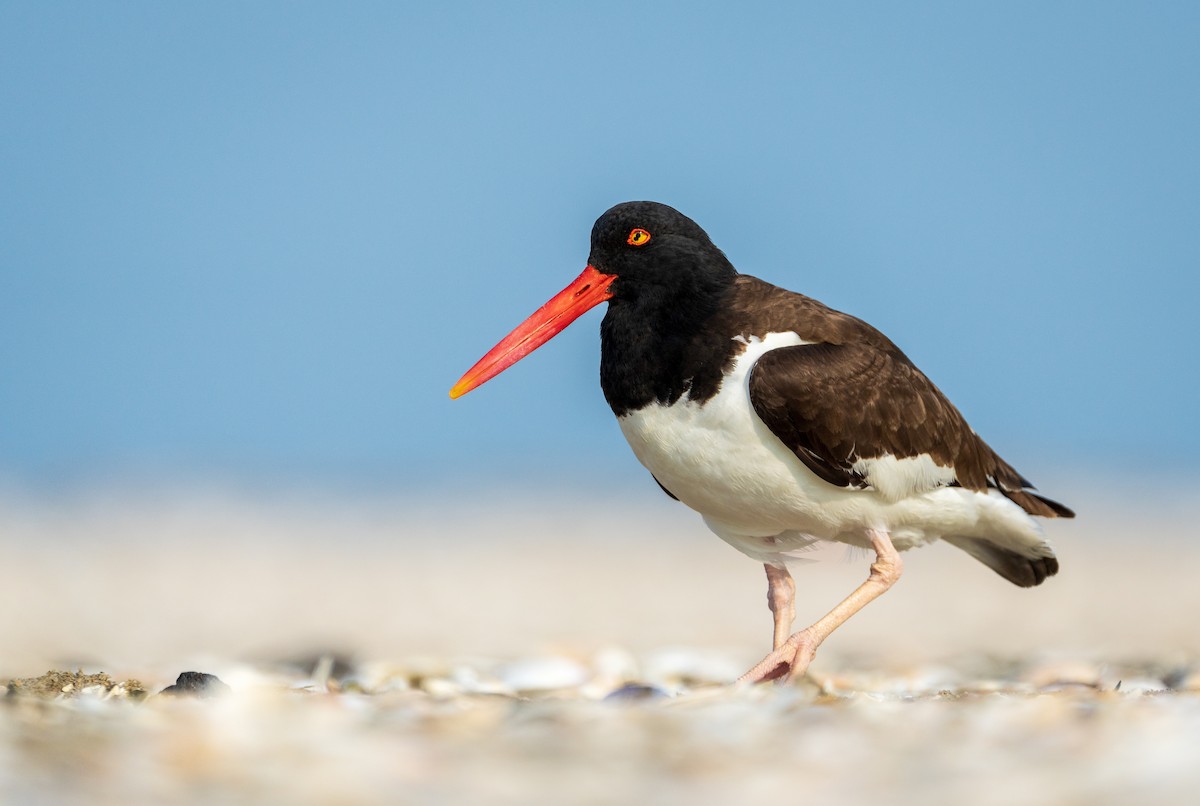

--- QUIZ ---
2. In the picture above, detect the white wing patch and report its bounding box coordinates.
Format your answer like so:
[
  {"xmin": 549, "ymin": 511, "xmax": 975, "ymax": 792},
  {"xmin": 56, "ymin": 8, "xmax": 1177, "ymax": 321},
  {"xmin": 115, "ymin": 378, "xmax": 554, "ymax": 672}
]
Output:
[{"xmin": 851, "ymin": 453, "xmax": 960, "ymax": 502}]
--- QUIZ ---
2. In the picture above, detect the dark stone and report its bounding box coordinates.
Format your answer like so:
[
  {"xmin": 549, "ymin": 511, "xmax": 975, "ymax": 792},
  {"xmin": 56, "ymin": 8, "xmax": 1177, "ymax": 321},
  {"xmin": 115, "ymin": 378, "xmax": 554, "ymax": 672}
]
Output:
[
  {"xmin": 160, "ymin": 671, "xmax": 231, "ymax": 698},
  {"xmin": 603, "ymin": 684, "xmax": 669, "ymax": 702}
]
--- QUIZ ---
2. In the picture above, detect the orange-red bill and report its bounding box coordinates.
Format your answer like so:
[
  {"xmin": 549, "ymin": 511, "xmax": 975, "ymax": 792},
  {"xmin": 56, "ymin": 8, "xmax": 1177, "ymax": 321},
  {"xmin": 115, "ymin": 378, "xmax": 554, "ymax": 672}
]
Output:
[{"xmin": 449, "ymin": 265, "xmax": 615, "ymax": 399}]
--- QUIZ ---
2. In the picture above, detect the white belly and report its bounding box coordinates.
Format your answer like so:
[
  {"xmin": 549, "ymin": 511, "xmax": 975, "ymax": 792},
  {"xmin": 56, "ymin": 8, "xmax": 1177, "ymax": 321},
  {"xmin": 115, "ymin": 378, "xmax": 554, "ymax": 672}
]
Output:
[{"xmin": 617, "ymin": 332, "xmax": 1048, "ymax": 565}]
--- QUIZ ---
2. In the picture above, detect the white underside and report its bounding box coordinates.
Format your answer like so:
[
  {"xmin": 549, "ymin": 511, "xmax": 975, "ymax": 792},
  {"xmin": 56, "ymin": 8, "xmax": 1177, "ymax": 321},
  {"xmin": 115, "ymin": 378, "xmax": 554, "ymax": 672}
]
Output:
[{"xmin": 618, "ymin": 332, "xmax": 1054, "ymax": 567}]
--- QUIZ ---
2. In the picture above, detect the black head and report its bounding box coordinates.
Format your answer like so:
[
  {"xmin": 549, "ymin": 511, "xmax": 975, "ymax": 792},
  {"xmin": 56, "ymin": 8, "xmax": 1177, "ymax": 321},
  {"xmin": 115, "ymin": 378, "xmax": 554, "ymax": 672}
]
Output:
[
  {"xmin": 449, "ymin": 201, "xmax": 736, "ymax": 403},
  {"xmin": 588, "ymin": 201, "xmax": 737, "ymax": 304}
]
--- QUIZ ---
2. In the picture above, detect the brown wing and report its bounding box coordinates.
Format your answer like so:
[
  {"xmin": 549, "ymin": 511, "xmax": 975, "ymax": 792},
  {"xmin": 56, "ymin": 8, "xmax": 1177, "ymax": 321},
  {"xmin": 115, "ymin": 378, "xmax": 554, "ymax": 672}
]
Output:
[{"xmin": 747, "ymin": 342, "xmax": 1073, "ymax": 518}]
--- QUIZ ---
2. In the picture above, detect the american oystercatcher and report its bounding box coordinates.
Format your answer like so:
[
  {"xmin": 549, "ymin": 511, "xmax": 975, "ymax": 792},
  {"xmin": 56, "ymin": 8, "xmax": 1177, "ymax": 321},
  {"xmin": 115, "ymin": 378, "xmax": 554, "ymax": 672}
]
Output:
[{"xmin": 450, "ymin": 201, "xmax": 1074, "ymax": 683}]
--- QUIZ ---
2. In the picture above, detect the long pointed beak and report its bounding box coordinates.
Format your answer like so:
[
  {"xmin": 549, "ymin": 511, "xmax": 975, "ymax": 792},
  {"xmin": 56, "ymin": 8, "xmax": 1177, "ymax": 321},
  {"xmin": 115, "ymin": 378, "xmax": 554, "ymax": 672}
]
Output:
[{"xmin": 449, "ymin": 265, "xmax": 615, "ymax": 399}]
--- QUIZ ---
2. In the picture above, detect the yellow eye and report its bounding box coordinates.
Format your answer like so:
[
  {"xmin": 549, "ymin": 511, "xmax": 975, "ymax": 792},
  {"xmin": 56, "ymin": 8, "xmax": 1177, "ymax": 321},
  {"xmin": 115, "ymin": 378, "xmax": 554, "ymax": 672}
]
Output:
[{"xmin": 627, "ymin": 228, "xmax": 651, "ymax": 246}]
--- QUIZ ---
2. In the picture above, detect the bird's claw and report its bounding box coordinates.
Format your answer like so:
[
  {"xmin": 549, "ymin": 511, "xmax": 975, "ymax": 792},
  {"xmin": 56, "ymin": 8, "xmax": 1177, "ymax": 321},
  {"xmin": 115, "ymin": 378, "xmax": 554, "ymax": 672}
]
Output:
[{"xmin": 738, "ymin": 629, "xmax": 819, "ymax": 685}]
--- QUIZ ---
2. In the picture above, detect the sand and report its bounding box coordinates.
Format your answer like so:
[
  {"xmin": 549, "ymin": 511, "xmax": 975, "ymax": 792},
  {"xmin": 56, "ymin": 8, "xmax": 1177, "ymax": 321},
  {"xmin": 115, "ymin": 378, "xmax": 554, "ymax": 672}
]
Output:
[{"xmin": 2, "ymin": 482, "xmax": 1198, "ymax": 804}]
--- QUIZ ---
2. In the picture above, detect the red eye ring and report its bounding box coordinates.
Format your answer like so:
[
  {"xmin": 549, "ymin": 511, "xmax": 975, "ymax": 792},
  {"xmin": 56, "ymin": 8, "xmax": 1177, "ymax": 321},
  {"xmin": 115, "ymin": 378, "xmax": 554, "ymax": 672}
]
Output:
[{"xmin": 627, "ymin": 228, "xmax": 651, "ymax": 246}]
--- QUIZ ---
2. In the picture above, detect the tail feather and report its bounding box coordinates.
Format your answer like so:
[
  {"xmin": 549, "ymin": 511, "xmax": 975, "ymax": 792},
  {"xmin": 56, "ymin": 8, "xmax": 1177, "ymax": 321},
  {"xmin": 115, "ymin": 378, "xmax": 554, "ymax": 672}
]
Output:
[
  {"xmin": 980, "ymin": 443, "xmax": 1074, "ymax": 519},
  {"xmin": 943, "ymin": 536, "xmax": 1060, "ymax": 588},
  {"xmin": 1002, "ymin": 489, "xmax": 1075, "ymax": 519}
]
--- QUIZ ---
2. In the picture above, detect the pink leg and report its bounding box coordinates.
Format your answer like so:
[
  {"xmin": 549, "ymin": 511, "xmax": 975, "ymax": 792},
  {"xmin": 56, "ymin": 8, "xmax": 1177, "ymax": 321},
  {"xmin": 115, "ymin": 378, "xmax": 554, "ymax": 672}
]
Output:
[
  {"xmin": 765, "ymin": 563, "xmax": 795, "ymax": 651},
  {"xmin": 739, "ymin": 529, "xmax": 903, "ymax": 685}
]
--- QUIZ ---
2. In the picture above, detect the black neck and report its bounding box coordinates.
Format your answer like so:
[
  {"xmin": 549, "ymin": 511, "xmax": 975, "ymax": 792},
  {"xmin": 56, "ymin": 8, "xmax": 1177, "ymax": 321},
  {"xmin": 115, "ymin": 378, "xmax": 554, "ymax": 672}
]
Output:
[{"xmin": 599, "ymin": 278, "xmax": 738, "ymax": 417}]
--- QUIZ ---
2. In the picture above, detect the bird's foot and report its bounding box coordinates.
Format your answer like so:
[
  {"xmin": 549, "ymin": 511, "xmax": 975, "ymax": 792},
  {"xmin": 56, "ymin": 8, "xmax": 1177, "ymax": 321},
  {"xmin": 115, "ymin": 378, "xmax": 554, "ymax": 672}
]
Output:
[{"xmin": 737, "ymin": 627, "xmax": 820, "ymax": 684}]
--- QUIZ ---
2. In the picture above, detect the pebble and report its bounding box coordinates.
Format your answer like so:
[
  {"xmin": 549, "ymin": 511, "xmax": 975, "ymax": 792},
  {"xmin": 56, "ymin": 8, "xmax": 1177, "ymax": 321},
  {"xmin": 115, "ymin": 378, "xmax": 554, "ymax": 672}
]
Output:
[
  {"xmin": 495, "ymin": 656, "xmax": 590, "ymax": 694},
  {"xmin": 1163, "ymin": 667, "xmax": 1200, "ymax": 691},
  {"xmin": 641, "ymin": 647, "xmax": 743, "ymax": 688},
  {"xmin": 159, "ymin": 671, "xmax": 231, "ymax": 698},
  {"xmin": 1023, "ymin": 660, "xmax": 1106, "ymax": 690},
  {"xmin": 603, "ymin": 684, "xmax": 670, "ymax": 702}
]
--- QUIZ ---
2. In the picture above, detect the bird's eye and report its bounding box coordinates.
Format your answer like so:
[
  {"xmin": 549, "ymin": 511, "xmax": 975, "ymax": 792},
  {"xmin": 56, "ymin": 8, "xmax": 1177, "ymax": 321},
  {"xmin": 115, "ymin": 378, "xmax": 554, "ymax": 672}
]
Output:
[{"xmin": 626, "ymin": 228, "xmax": 652, "ymax": 247}]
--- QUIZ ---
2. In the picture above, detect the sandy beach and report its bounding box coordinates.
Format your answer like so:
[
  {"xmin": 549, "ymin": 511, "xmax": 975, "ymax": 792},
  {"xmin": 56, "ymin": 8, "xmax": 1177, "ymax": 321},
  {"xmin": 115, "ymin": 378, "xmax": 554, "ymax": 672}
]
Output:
[{"xmin": 2, "ymin": 480, "xmax": 1199, "ymax": 804}]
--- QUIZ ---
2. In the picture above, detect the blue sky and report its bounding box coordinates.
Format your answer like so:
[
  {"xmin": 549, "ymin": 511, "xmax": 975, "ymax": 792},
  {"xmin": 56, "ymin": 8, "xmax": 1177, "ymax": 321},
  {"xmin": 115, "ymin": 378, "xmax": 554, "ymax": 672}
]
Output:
[{"xmin": 1, "ymin": 2, "xmax": 1197, "ymax": 491}]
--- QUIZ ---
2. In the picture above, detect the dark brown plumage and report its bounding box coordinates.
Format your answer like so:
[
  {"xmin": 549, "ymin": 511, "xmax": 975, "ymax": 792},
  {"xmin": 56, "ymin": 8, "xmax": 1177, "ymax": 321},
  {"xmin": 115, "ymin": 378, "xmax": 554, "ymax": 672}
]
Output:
[{"xmin": 734, "ymin": 277, "xmax": 1073, "ymax": 519}]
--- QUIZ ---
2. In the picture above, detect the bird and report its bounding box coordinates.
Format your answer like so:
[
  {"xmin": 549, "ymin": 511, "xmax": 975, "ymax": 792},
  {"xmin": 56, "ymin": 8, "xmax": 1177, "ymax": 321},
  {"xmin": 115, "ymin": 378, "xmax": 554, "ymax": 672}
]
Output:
[{"xmin": 450, "ymin": 200, "xmax": 1073, "ymax": 684}]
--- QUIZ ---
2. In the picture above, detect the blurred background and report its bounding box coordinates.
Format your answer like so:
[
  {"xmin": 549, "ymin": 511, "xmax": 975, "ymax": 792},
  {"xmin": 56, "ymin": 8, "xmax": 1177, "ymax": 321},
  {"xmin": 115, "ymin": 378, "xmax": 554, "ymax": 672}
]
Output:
[{"xmin": 1, "ymin": 2, "xmax": 1198, "ymax": 673}]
